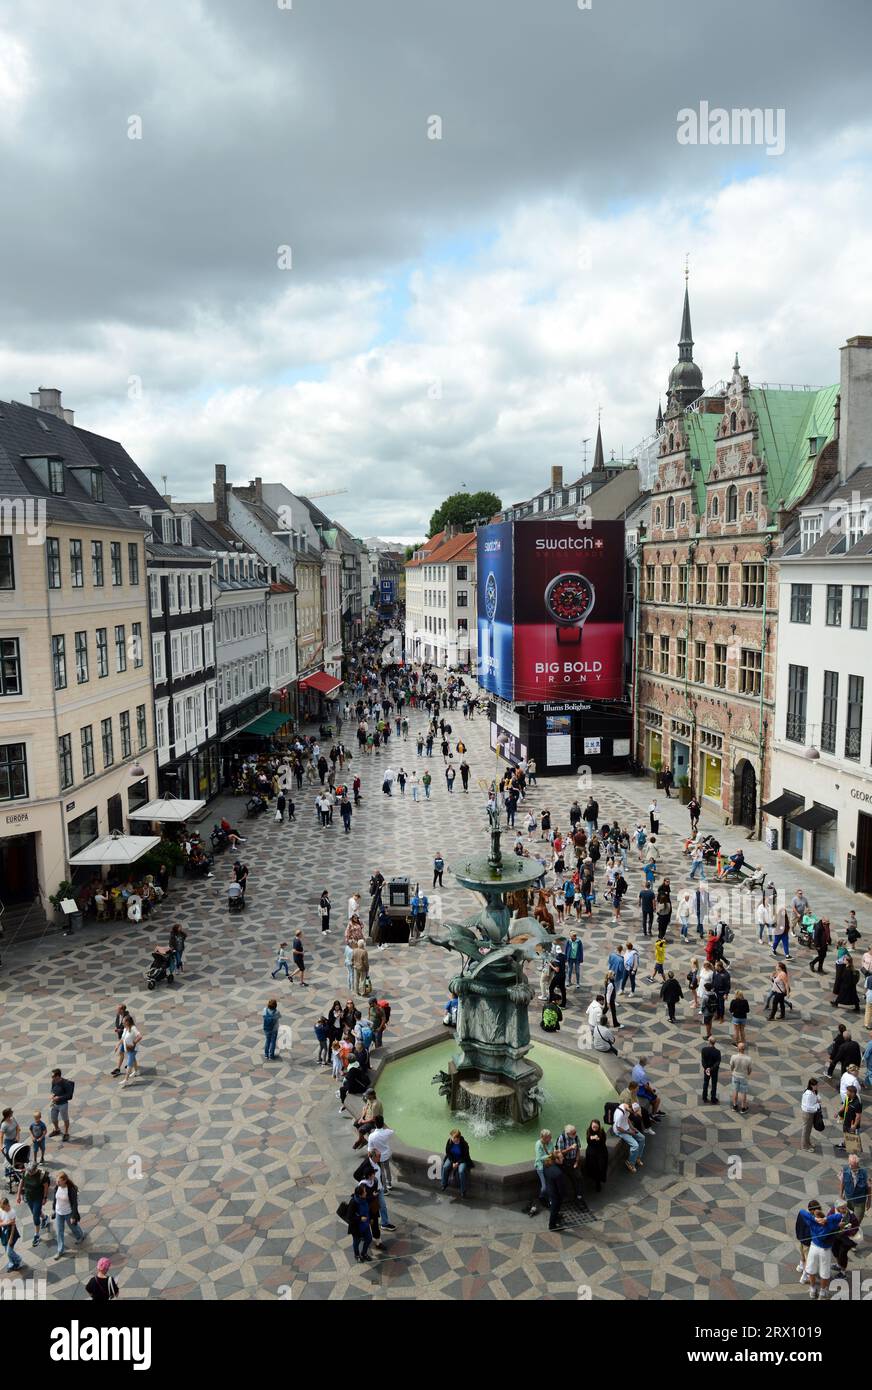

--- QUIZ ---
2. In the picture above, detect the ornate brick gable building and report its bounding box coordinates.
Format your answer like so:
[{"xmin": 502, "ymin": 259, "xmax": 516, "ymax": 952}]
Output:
[{"xmin": 634, "ymin": 285, "xmax": 838, "ymax": 833}]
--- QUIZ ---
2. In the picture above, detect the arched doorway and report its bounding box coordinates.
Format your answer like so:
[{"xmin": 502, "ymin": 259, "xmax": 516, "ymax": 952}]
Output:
[{"xmin": 734, "ymin": 760, "xmax": 757, "ymax": 830}]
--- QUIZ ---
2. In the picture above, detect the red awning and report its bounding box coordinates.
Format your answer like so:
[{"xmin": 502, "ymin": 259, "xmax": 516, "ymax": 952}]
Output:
[{"xmin": 299, "ymin": 670, "xmax": 343, "ymax": 694}]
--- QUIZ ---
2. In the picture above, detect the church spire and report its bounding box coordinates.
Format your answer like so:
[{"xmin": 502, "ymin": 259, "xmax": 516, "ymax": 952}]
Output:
[
  {"xmin": 592, "ymin": 406, "xmax": 604, "ymax": 471},
  {"xmin": 656, "ymin": 399, "xmax": 663, "ymax": 432},
  {"xmin": 666, "ymin": 260, "xmax": 703, "ymax": 413}
]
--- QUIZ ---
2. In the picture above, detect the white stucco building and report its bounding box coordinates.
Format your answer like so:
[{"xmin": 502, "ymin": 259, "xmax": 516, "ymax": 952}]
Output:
[{"xmin": 405, "ymin": 529, "xmax": 476, "ymax": 669}]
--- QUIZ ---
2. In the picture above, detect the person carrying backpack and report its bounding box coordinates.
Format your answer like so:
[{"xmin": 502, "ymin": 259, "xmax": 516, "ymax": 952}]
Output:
[{"xmin": 541, "ymin": 1002, "xmax": 563, "ymax": 1033}]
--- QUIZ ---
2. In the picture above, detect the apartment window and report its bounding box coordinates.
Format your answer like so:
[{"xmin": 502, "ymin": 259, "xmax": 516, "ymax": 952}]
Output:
[
  {"xmin": 119, "ymin": 710, "xmax": 132, "ymax": 759},
  {"xmin": 101, "ymin": 717, "xmax": 114, "ymax": 768},
  {"xmin": 694, "ymin": 641, "xmax": 706, "ymax": 683},
  {"xmin": 645, "ymin": 565, "xmax": 655, "ymax": 601},
  {"xmin": 786, "ymin": 664, "xmax": 808, "ymax": 743},
  {"xmin": 0, "ymin": 537, "xmax": 13, "ymax": 590},
  {"xmin": 136, "ymin": 704, "xmax": 148, "ymax": 750},
  {"xmin": 69, "ymin": 540, "xmax": 83, "ymax": 588},
  {"xmin": 821, "ymin": 671, "xmax": 838, "ymax": 754},
  {"xmin": 713, "ymin": 643, "xmax": 727, "ymax": 688},
  {"xmin": 155, "ymin": 704, "xmax": 166, "ymax": 749},
  {"xmin": 741, "ymin": 563, "xmax": 764, "ymax": 608},
  {"xmin": 695, "ymin": 565, "xmax": 708, "ymax": 605},
  {"xmin": 96, "ymin": 628, "xmax": 109, "ymax": 678},
  {"xmin": 850, "ymin": 585, "xmax": 869, "ymax": 630},
  {"xmin": 801, "ymin": 515, "xmax": 822, "ymax": 552},
  {"xmin": 171, "ymin": 635, "xmax": 180, "ymax": 676},
  {"xmin": 457, "ymin": 618, "xmax": 468, "ymax": 632},
  {"xmin": 849, "ymin": 511, "xmax": 867, "ymax": 548},
  {"xmin": 790, "ymin": 583, "xmax": 812, "ymax": 624},
  {"xmin": 115, "ymin": 624, "xmax": 127, "ymax": 672},
  {"xmin": 846, "ymin": 675, "xmax": 864, "ymax": 760},
  {"xmin": 739, "ymin": 648, "xmax": 762, "ymax": 696},
  {"xmin": 659, "ymin": 634, "xmax": 670, "ymax": 674},
  {"xmin": 715, "ymin": 565, "xmax": 729, "ymax": 606},
  {"xmin": 0, "ymin": 743, "xmax": 27, "ymax": 801},
  {"xmin": 826, "ymin": 585, "xmax": 842, "ymax": 626},
  {"xmin": 456, "ymin": 591, "xmax": 468, "ymax": 607},
  {"xmin": 457, "ymin": 566, "xmax": 468, "ymax": 581},
  {"xmin": 676, "ymin": 636, "xmax": 687, "ymax": 678},
  {"xmin": 131, "ymin": 622, "xmax": 144, "ymax": 668},
  {"xmin": 149, "ymin": 573, "xmax": 162, "ymax": 615},
  {"xmin": 80, "ymin": 725, "xmax": 95, "ymax": 778},
  {"xmin": 677, "ymin": 565, "xmax": 688, "ymax": 603},
  {"xmin": 128, "ymin": 543, "xmax": 140, "ymax": 585},
  {"xmin": 726, "ymin": 485, "xmax": 738, "ymax": 522},
  {"xmin": 58, "ymin": 734, "xmax": 73, "ymax": 790},
  {"xmin": 46, "ymin": 538, "xmax": 61, "ymax": 589},
  {"xmin": 90, "ymin": 540, "xmax": 104, "ymax": 587},
  {"xmin": 110, "ymin": 542, "xmax": 122, "ymax": 586},
  {"xmin": 661, "ymin": 565, "xmax": 671, "ymax": 602},
  {"xmin": 642, "ymin": 633, "xmax": 654, "ymax": 670},
  {"xmin": 74, "ymin": 631, "xmax": 88, "ymax": 684},
  {"xmin": 52, "ymin": 634, "xmax": 67, "ymax": 690}
]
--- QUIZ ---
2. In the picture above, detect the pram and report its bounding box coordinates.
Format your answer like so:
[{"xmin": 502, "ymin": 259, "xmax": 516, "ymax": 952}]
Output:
[
  {"xmin": 228, "ymin": 884, "xmax": 245, "ymax": 913},
  {"xmin": 4, "ymin": 1141, "xmax": 30, "ymax": 1194},
  {"xmin": 147, "ymin": 945, "xmax": 175, "ymax": 990},
  {"xmin": 245, "ymin": 795, "xmax": 268, "ymax": 818}
]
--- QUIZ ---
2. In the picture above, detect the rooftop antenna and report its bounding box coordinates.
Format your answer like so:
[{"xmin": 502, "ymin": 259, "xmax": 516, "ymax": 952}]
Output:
[
  {"xmin": 685, "ymin": 251, "xmax": 689, "ymax": 283},
  {"xmin": 161, "ymin": 474, "xmax": 168, "ymax": 494},
  {"xmin": 581, "ymin": 437, "xmax": 591, "ymax": 470}
]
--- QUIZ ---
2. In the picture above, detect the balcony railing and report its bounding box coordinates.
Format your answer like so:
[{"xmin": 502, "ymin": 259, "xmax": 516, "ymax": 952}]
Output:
[{"xmin": 785, "ymin": 714, "xmax": 807, "ymax": 743}]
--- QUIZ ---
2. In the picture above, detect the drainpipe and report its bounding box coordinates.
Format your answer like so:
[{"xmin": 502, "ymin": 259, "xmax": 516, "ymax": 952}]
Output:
[{"xmin": 755, "ymin": 540, "xmax": 772, "ymax": 841}]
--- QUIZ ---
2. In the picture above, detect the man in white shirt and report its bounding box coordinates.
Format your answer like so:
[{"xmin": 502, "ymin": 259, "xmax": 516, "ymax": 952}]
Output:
[
  {"xmin": 586, "ymin": 995, "xmax": 604, "ymax": 1030},
  {"xmin": 367, "ymin": 1122, "xmax": 396, "ymax": 1190},
  {"xmin": 613, "ymin": 1102, "xmax": 646, "ymax": 1172},
  {"xmin": 801, "ymin": 1081, "xmax": 822, "ymax": 1150},
  {"xmin": 348, "ymin": 892, "xmax": 361, "ymax": 923},
  {"xmin": 840, "ymin": 1065, "xmax": 862, "ymax": 1101}
]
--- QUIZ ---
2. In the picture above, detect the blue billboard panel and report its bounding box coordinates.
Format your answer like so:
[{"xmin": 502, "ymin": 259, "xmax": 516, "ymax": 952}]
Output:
[{"xmin": 476, "ymin": 522, "xmax": 514, "ymax": 699}]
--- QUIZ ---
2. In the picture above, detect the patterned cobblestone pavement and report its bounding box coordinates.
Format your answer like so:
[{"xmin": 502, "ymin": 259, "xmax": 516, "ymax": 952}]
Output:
[{"xmin": 1, "ymin": 700, "xmax": 868, "ymax": 1300}]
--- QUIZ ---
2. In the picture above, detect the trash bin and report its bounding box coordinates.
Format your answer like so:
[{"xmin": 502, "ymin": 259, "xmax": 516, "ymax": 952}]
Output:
[
  {"xmin": 765, "ymin": 826, "xmax": 778, "ymax": 852},
  {"xmin": 388, "ymin": 876, "xmax": 410, "ymax": 907}
]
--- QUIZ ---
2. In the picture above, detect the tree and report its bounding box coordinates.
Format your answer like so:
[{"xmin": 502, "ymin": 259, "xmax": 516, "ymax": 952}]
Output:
[
  {"xmin": 428, "ymin": 490, "xmax": 502, "ymax": 538},
  {"xmin": 404, "ymin": 542, "xmax": 423, "ymax": 561}
]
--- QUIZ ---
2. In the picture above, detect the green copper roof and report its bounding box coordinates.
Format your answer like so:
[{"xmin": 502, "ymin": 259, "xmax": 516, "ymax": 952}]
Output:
[{"xmin": 683, "ymin": 384, "xmax": 838, "ymax": 516}]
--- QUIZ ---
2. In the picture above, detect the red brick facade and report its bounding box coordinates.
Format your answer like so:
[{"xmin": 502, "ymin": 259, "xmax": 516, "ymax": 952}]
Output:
[{"xmin": 635, "ymin": 362, "xmax": 776, "ymax": 832}]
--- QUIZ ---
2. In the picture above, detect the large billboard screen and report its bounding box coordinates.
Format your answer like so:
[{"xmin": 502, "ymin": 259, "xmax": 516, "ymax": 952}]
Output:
[
  {"xmin": 476, "ymin": 521, "xmax": 514, "ymax": 700},
  {"xmin": 512, "ymin": 520, "xmax": 625, "ymax": 702}
]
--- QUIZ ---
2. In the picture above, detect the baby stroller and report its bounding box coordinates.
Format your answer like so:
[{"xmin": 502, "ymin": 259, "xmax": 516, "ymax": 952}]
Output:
[
  {"xmin": 228, "ymin": 883, "xmax": 245, "ymax": 913},
  {"xmin": 4, "ymin": 1141, "xmax": 30, "ymax": 1194},
  {"xmin": 245, "ymin": 795, "xmax": 268, "ymax": 818},
  {"xmin": 147, "ymin": 945, "xmax": 175, "ymax": 990}
]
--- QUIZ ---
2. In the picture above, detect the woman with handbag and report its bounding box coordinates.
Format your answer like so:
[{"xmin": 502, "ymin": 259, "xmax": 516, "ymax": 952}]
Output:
[
  {"xmin": 0, "ymin": 1197, "xmax": 24, "ymax": 1272},
  {"xmin": 801, "ymin": 1078, "xmax": 824, "ymax": 1151},
  {"xmin": 344, "ymin": 1184, "xmax": 373, "ymax": 1263}
]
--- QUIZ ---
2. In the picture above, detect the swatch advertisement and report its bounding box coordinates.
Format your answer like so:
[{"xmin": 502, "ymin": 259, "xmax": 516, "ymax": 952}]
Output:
[
  {"xmin": 512, "ymin": 520, "xmax": 625, "ymax": 701},
  {"xmin": 476, "ymin": 521, "xmax": 514, "ymax": 700}
]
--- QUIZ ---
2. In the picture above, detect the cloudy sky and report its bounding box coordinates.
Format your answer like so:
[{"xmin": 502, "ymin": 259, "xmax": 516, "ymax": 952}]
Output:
[{"xmin": 2, "ymin": 0, "xmax": 872, "ymax": 540}]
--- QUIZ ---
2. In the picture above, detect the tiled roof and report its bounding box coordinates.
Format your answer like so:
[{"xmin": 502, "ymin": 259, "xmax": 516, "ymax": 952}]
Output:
[{"xmin": 408, "ymin": 530, "xmax": 475, "ymax": 567}]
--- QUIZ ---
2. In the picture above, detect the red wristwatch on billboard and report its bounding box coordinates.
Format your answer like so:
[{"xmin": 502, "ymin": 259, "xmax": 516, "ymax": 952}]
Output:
[{"xmin": 543, "ymin": 572, "xmax": 596, "ymax": 645}]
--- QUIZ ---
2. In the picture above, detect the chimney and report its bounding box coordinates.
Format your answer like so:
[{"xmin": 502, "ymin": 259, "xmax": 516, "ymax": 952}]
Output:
[
  {"xmin": 31, "ymin": 386, "xmax": 74, "ymax": 424},
  {"xmin": 247, "ymin": 477, "xmax": 263, "ymax": 503},
  {"xmin": 551, "ymin": 465, "xmax": 563, "ymax": 490},
  {"xmin": 444, "ymin": 522, "xmax": 456, "ymax": 540},
  {"xmin": 214, "ymin": 463, "xmax": 228, "ymax": 523},
  {"xmin": 838, "ymin": 336, "xmax": 872, "ymax": 482}
]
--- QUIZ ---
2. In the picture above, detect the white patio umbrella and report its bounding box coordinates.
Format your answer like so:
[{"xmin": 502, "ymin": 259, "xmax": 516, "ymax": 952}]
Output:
[
  {"xmin": 131, "ymin": 797, "xmax": 206, "ymax": 822},
  {"xmin": 68, "ymin": 831, "xmax": 161, "ymax": 867}
]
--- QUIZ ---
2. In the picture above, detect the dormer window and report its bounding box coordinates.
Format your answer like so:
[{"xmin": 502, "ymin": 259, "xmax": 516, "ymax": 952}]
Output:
[
  {"xmin": 25, "ymin": 456, "xmax": 65, "ymax": 494},
  {"xmin": 849, "ymin": 510, "xmax": 867, "ymax": 548},
  {"xmin": 800, "ymin": 514, "xmax": 822, "ymax": 552},
  {"xmin": 68, "ymin": 466, "xmax": 103, "ymax": 501}
]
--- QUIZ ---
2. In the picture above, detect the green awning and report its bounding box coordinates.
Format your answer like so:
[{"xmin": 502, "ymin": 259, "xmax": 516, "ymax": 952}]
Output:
[{"xmin": 244, "ymin": 711, "xmax": 292, "ymax": 736}]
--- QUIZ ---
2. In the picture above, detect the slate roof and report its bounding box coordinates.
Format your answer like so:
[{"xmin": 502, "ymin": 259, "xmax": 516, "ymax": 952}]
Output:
[{"xmin": 0, "ymin": 397, "xmax": 148, "ymax": 532}]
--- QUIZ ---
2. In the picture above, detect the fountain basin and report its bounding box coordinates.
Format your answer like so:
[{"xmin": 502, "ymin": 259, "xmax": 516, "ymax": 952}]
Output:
[{"xmin": 356, "ymin": 1027, "xmax": 624, "ymax": 1205}]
